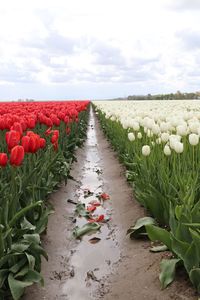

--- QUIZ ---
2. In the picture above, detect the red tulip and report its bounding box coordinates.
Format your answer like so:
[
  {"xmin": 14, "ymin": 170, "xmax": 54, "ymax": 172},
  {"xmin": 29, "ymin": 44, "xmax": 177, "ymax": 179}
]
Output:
[
  {"xmin": 21, "ymin": 136, "xmax": 30, "ymax": 152},
  {"xmin": 29, "ymin": 134, "xmax": 40, "ymax": 153},
  {"xmin": 10, "ymin": 145, "xmax": 25, "ymax": 166},
  {"xmin": 39, "ymin": 138, "xmax": 46, "ymax": 149},
  {"xmin": 27, "ymin": 118, "xmax": 36, "ymax": 129},
  {"xmin": 11, "ymin": 122, "xmax": 23, "ymax": 137},
  {"xmin": 53, "ymin": 141, "xmax": 58, "ymax": 151},
  {"xmin": 5, "ymin": 130, "xmax": 21, "ymax": 150},
  {"xmin": 0, "ymin": 153, "xmax": 8, "ymax": 167}
]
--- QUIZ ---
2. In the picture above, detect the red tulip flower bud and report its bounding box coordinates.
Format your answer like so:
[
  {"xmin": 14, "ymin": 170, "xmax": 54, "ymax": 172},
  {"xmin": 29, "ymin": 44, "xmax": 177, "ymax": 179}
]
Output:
[
  {"xmin": 10, "ymin": 145, "xmax": 25, "ymax": 166},
  {"xmin": 5, "ymin": 130, "xmax": 21, "ymax": 150},
  {"xmin": 11, "ymin": 122, "xmax": 23, "ymax": 137},
  {"xmin": 21, "ymin": 135, "xmax": 30, "ymax": 152},
  {"xmin": 0, "ymin": 153, "xmax": 8, "ymax": 167},
  {"xmin": 39, "ymin": 138, "xmax": 46, "ymax": 149}
]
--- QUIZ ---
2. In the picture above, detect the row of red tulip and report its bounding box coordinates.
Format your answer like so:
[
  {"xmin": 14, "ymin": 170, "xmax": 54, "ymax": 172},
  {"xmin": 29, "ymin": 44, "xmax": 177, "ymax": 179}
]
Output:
[{"xmin": 0, "ymin": 101, "xmax": 89, "ymax": 168}]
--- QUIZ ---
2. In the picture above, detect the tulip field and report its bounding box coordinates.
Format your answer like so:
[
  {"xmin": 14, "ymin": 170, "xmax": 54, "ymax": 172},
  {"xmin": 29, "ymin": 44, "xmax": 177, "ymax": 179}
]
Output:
[
  {"xmin": 94, "ymin": 100, "xmax": 200, "ymax": 293},
  {"xmin": 0, "ymin": 100, "xmax": 89, "ymax": 299}
]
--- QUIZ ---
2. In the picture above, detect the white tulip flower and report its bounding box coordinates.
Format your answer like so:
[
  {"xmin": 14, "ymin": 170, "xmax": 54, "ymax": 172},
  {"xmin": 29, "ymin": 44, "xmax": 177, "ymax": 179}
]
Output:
[
  {"xmin": 142, "ymin": 145, "xmax": 151, "ymax": 156},
  {"xmin": 156, "ymin": 137, "xmax": 162, "ymax": 144},
  {"xmin": 147, "ymin": 129, "xmax": 153, "ymax": 138},
  {"xmin": 161, "ymin": 132, "xmax": 169, "ymax": 143},
  {"xmin": 152, "ymin": 124, "xmax": 161, "ymax": 135},
  {"xmin": 132, "ymin": 122, "xmax": 140, "ymax": 131},
  {"xmin": 189, "ymin": 133, "xmax": 199, "ymax": 146},
  {"xmin": 128, "ymin": 132, "xmax": 135, "ymax": 142},
  {"xmin": 174, "ymin": 142, "xmax": 184, "ymax": 154},
  {"xmin": 137, "ymin": 132, "xmax": 142, "ymax": 139},
  {"xmin": 176, "ymin": 124, "xmax": 188, "ymax": 136},
  {"xmin": 164, "ymin": 145, "xmax": 171, "ymax": 156}
]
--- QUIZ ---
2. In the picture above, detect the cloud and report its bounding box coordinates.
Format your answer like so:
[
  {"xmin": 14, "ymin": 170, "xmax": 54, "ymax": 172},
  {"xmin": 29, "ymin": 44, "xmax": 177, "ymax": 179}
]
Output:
[
  {"xmin": 167, "ymin": 0, "xmax": 200, "ymax": 11},
  {"xmin": 176, "ymin": 30, "xmax": 200, "ymax": 50},
  {"xmin": 22, "ymin": 32, "xmax": 77, "ymax": 55}
]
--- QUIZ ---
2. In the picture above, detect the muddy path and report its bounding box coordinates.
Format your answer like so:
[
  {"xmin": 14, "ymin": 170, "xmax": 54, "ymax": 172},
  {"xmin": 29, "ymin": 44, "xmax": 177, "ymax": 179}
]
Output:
[{"xmin": 24, "ymin": 108, "xmax": 197, "ymax": 300}]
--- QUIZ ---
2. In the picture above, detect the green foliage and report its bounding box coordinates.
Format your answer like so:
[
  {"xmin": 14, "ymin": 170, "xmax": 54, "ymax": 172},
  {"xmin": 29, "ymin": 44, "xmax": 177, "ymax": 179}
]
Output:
[
  {"xmin": 0, "ymin": 108, "xmax": 89, "ymax": 298},
  {"xmin": 94, "ymin": 104, "xmax": 200, "ymax": 292}
]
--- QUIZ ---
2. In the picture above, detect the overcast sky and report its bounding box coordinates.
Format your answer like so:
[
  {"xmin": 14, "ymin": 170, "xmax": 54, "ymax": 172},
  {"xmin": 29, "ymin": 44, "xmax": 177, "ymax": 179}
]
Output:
[{"xmin": 0, "ymin": 0, "xmax": 200, "ymax": 100}]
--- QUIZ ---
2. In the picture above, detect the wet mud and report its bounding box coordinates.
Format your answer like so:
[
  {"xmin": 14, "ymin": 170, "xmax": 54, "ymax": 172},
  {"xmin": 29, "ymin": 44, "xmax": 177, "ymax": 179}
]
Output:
[{"xmin": 24, "ymin": 108, "xmax": 197, "ymax": 300}]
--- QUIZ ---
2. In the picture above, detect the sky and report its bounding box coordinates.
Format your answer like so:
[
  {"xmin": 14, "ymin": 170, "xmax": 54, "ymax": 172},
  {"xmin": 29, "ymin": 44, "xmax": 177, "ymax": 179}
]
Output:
[{"xmin": 0, "ymin": 0, "xmax": 200, "ymax": 100}]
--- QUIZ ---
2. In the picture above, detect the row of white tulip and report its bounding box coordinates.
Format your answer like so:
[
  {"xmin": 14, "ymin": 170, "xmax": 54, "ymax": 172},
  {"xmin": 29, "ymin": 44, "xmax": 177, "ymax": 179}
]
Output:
[{"xmin": 94, "ymin": 100, "xmax": 200, "ymax": 156}]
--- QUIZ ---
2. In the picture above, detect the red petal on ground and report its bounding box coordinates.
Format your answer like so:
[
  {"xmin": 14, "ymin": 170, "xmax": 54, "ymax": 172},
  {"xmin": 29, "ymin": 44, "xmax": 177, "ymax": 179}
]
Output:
[
  {"xmin": 88, "ymin": 214, "xmax": 105, "ymax": 223},
  {"xmin": 88, "ymin": 200, "xmax": 101, "ymax": 207},
  {"xmin": 100, "ymin": 193, "xmax": 110, "ymax": 200},
  {"xmin": 96, "ymin": 215, "xmax": 104, "ymax": 222},
  {"xmin": 86, "ymin": 205, "xmax": 96, "ymax": 212},
  {"xmin": 88, "ymin": 219, "xmax": 96, "ymax": 223}
]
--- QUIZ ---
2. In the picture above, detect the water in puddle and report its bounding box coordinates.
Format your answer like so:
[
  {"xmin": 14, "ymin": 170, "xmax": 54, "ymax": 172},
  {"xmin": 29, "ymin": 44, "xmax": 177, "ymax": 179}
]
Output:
[{"xmin": 62, "ymin": 108, "xmax": 120, "ymax": 299}]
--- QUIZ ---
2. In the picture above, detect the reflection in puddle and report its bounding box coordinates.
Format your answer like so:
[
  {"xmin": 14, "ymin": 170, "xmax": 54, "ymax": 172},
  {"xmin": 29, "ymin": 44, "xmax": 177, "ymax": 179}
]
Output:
[{"xmin": 62, "ymin": 108, "xmax": 120, "ymax": 300}]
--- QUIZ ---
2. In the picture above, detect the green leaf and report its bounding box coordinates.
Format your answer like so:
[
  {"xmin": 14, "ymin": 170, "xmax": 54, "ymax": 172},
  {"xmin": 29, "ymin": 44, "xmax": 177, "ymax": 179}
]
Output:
[
  {"xmin": 9, "ymin": 258, "xmax": 27, "ymax": 274},
  {"xmin": 189, "ymin": 268, "xmax": 200, "ymax": 292},
  {"xmin": 183, "ymin": 242, "xmax": 199, "ymax": 273},
  {"xmin": 159, "ymin": 258, "xmax": 181, "ymax": 289},
  {"xmin": 145, "ymin": 225, "xmax": 171, "ymax": 250},
  {"xmin": 9, "ymin": 201, "xmax": 42, "ymax": 228},
  {"xmin": 8, "ymin": 273, "xmax": 33, "ymax": 300},
  {"xmin": 14, "ymin": 265, "xmax": 29, "ymax": 278},
  {"xmin": 11, "ymin": 243, "xmax": 30, "ymax": 253},
  {"xmin": 171, "ymin": 234, "xmax": 190, "ymax": 260},
  {"xmin": 23, "ymin": 270, "xmax": 44, "ymax": 286},
  {"xmin": 0, "ymin": 269, "xmax": 9, "ymax": 288},
  {"xmin": 75, "ymin": 203, "xmax": 90, "ymax": 218},
  {"xmin": 25, "ymin": 253, "xmax": 35, "ymax": 269},
  {"xmin": 29, "ymin": 244, "xmax": 48, "ymax": 261},
  {"xmin": 190, "ymin": 229, "xmax": 200, "ymax": 262},
  {"xmin": 23, "ymin": 234, "xmax": 40, "ymax": 245},
  {"xmin": 183, "ymin": 223, "xmax": 200, "ymax": 228},
  {"xmin": 73, "ymin": 223, "xmax": 101, "ymax": 238},
  {"xmin": 35, "ymin": 207, "xmax": 54, "ymax": 234},
  {"xmin": 21, "ymin": 218, "xmax": 36, "ymax": 231},
  {"xmin": 127, "ymin": 217, "xmax": 156, "ymax": 239}
]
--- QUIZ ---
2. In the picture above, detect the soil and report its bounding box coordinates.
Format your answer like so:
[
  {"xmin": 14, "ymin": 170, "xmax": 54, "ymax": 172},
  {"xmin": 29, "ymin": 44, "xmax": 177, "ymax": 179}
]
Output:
[{"xmin": 24, "ymin": 108, "xmax": 198, "ymax": 300}]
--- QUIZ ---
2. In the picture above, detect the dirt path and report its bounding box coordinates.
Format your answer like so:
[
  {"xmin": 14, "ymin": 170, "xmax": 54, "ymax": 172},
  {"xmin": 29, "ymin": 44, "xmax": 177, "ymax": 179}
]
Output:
[{"xmin": 24, "ymin": 108, "xmax": 197, "ymax": 300}]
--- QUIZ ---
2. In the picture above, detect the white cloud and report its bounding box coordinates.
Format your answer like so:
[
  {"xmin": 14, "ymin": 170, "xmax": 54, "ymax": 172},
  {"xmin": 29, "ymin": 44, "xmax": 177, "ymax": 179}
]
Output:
[{"xmin": 0, "ymin": 0, "xmax": 200, "ymax": 99}]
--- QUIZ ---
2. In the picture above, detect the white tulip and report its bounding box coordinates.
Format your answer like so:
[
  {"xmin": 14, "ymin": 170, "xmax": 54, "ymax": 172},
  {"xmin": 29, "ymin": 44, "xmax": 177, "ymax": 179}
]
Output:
[
  {"xmin": 122, "ymin": 121, "xmax": 129, "ymax": 129},
  {"xmin": 142, "ymin": 145, "xmax": 151, "ymax": 156},
  {"xmin": 132, "ymin": 121, "xmax": 140, "ymax": 131},
  {"xmin": 164, "ymin": 145, "xmax": 171, "ymax": 156},
  {"xmin": 189, "ymin": 122, "xmax": 199, "ymax": 134},
  {"xmin": 176, "ymin": 124, "xmax": 188, "ymax": 136},
  {"xmin": 128, "ymin": 132, "xmax": 135, "ymax": 141},
  {"xmin": 147, "ymin": 129, "xmax": 153, "ymax": 138},
  {"xmin": 137, "ymin": 132, "xmax": 142, "ymax": 139},
  {"xmin": 152, "ymin": 124, "xmax": 161, "ymax": 135},
  {"xmin": 156, "ymin": 137, "xmax": 162, "ymax": 144},
  {"xmin": 161, "ymin": 132, "xmax": 169, "ymax": 143},
  {"xmin": 189, "ymin": 133, "xmax": 199, "ymax": 146},
  {"xmin": 174, "ymin": 142, "xmax": 184, "ymax": 154}
]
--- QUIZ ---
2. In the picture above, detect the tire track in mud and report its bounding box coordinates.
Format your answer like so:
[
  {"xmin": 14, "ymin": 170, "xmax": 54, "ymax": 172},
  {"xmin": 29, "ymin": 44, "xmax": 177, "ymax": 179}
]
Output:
[{"xmin": 24, "ymin": 107, "xmax": 197, "ymax": 300}]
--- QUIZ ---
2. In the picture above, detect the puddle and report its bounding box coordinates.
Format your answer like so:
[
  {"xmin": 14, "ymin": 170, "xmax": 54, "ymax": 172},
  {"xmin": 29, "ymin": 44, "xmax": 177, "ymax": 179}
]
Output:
[{"xmin": 62, "ymin": 108, "xmax": 121, "ymax": 299}]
